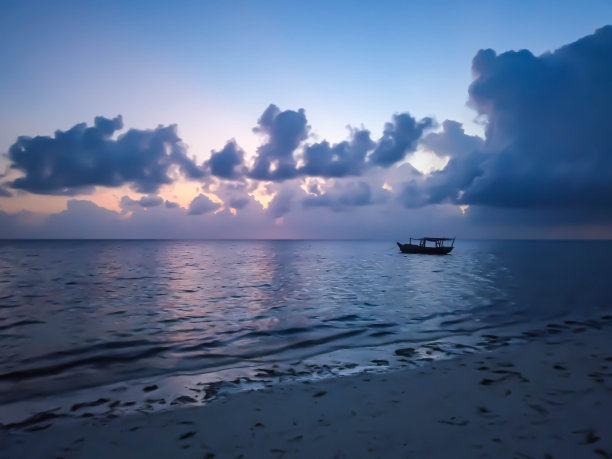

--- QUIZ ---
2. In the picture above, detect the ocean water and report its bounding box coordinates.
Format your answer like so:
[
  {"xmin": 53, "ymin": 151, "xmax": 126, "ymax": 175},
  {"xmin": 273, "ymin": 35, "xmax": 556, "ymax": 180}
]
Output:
[{"xmin": 0, "ymin": 240, "xmax": 611, "ymax": 413}]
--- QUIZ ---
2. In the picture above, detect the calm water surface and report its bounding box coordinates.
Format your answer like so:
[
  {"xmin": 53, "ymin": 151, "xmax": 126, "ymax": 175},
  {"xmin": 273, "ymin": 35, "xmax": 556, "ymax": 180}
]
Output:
[{"xmin": 0, "ymin": 240, "xmax": 610, "ymax": 405}]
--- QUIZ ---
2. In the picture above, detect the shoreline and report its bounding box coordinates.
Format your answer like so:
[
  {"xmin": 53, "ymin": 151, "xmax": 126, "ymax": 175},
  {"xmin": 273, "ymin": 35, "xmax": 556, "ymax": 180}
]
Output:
[
  {"xmin": 1, "ymin": 311, "xmax": 603, "ymax": 427},
  {"xmin": 2, "ymin": 315, "xmax": 611, "ymax": 458}
]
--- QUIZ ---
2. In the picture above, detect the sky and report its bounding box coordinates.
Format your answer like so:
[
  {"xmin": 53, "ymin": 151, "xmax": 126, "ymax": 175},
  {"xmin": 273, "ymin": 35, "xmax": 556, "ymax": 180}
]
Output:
[{"xmin": 0, "ymin": 0, "xmax": 611, "ymax": 239}]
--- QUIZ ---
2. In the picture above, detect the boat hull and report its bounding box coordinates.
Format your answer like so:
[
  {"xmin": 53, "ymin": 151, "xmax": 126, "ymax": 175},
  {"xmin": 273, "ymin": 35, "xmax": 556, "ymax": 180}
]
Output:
[{"xmin": 396, "ymin": 242, "xmax": 453, "ymax": 255}]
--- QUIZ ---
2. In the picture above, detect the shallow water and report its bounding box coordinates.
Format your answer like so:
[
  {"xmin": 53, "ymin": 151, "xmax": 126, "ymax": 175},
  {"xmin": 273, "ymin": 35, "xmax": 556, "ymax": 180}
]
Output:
[{"xmin": 0, "ymin": 239, "xmax": 610, "ymax": 406}]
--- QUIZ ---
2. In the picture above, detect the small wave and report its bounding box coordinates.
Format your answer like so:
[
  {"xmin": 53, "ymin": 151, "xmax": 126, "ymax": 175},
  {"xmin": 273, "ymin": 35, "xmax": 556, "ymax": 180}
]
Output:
[
  {"xmin": 367, "ymin": 322, "xmax": 395, "ymax": 329},
  {"xmin": 0, "ymin": 345, "xmax": 170, "ymax": 382},
  {"xmin": 236, "ymin": 283, "xmax": 272, "ymax": 289},
  {"xmin": 19, "ymin": 339, "xmax": 165, "ymax": 366},
  {"xmin": 282, "ymin": 329, "xmax": 366, "ymax": 350},
  {"xmin": 0, "ymin": 319, "xmax": 44, "ymax": 332},
  {"xmin": 240, "ymin": 326, "xmax": 315, "ymax": 339},
  {"xmin": 175, "ymin": 340, "xmax": 224, "ymax": 353},
  {"xmin": 115, "ymin": 276, "xmax": 156, "ymax": 280},
  {"xmin": 323, "ymin": 314, "xmax": 360, "ymax": 322},
  {"xmin": 369, "ymin": 331, "xmax": 395, "ymax": 337},
  {"xmin": 439, "ymin": 317, "xmax": 470, "ymax": 327}
]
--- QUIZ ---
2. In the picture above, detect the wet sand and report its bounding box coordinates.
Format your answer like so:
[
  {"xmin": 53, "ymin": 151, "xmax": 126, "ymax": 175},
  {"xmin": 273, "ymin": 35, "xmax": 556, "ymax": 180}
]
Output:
[{"xmin": 2, "ymin": 317, "xmax": 612, "ymax": 458}]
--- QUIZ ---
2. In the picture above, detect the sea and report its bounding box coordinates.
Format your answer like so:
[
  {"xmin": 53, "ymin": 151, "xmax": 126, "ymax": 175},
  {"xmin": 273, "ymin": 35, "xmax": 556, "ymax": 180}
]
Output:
[{"xmin": 1, "ymin": 240, "xmax": 611, "ymax": 424}]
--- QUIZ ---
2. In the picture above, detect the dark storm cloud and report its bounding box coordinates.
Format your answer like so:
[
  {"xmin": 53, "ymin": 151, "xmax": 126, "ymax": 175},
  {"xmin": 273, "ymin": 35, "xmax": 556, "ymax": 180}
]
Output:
[
  {"xmin": 303, "ymin": 181, "xmax": 373, "ymax": 211},
  {"xmin": 465, "ymin": 205, "xmax": 612, "ymax": 228},
  {"xmin": 165, "ymin": 200, "xmax": 180, "ymax": 209},
  {"xmin": 120, "ymin": 194, "xmax": 164, "ymax": 208},
  {"xmin": 299, "ymin": 128, "xmax": 375, "ymax": 177},
  {"xmin": 249, "ymin": 104, "xmax": 308, "ymax": 181},
  {"xmin": 368, "ymin": 113, "xmax": 434, "ymax": 167},
  {"xmin": 187, "ymin": 193, "xmax": 221, "ymax": 215},
  {"xmin": 463, "ymin": 25, "xmax": 612, "ymax": 208},
  {"xmin": 401, "ymin": 26, "xmax": 612, "ymax": 212},
  {"xmin": 207, "ymin": 140, "xmax": 246, "ymax": 179},
  {"xmin": 7, "ymin": 115, "xmax": 206, "ymax": 195}
]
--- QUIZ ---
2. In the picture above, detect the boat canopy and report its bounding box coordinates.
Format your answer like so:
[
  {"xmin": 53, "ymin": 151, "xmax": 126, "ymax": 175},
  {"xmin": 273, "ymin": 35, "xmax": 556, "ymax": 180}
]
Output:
[
  {"xmin": 415, "ymin": 237, "xmax": 454, "ymax": 242},
  {"xmin": 408, "ymin": 237, "xmax": 456, "ymax": 248}
]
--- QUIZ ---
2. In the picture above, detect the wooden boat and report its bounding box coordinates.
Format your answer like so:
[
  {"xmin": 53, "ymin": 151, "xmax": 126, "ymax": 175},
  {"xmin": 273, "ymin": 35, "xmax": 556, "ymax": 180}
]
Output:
[{"xmin": 397, "ymin": 237, "xmax": 455, "ymax": 255}]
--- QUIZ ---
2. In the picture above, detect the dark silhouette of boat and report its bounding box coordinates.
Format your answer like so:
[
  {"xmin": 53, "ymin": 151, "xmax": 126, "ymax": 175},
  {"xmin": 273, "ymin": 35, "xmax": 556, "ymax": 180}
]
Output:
[{"xmin": 397, "ymin": 237, "xmax": 455, "ymax": 255}]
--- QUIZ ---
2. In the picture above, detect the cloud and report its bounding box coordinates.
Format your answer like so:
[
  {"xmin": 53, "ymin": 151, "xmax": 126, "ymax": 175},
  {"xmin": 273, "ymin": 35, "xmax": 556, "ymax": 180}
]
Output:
[
  {"xmin": 299, "ymin": 128, "xmax": 375, "ymax": 178},
  {"xmin": 238, "ymin": 105, "xmax": 433, "ymax": 182},
  {"xmin": 207, "ymin": 140, "xmax": 246, "ymax": 179},
  {"xmin": 0, "ymin": 185, "xmax": 12, "ymax": 197},
  {"xmin": 249, "ymin": 104, "xmax": 309, "ymax": 181},
  {"xmin": 267, "ymin": 188, "xmax": 293, "ymax": 218},
  {"xmin": 463, "ymin": 25, "xmax": 612, "ymax": 209},
  {"xmin": 420, "ymin": 120, "xmax": 484, "ymax": 159},
  {"xmin": 200, "ymin": 179, "xmax": 252, "ymax": 213},
  {"xmin": 1, "ymin": 190, "xmax": 609, "ymax": 240},
  {"xmin": 400, "ymin": 26, "xmax": 612, "ymax": 215},
  {"xmin": 165, "ymin": 200, "xmax": 180, "ymax": 209},
  {"xmin": 399, "ymin": 149, "xmax": 487, "ymax": 207},
  {"xmin": 229, "ymin": 197, "xmax": 250, "ymax": 209},
  {"xmin": 369, "ymin": 113, "xmax": 434, "ymax": 167},
  {"xmin": 120, "ymin": 194, "xmax": 164, "ymax": 209},
  {"xmin": 7, "ymin": 115, "xmax": 205, "ymax": 195},
  {"xmin": 187, "ymin": 193, "xmax": 221, "ymax": 215},
  {"xmin": 43, "ymin": 199, "xmax": 125, "ymax": 238},
  {"xmin": 303, "ymin": 181, "xmax": 374, "ymax": 211},
  {"xmin": 398, "ymin": 120, "xmax": 486, "ymax": 207}
]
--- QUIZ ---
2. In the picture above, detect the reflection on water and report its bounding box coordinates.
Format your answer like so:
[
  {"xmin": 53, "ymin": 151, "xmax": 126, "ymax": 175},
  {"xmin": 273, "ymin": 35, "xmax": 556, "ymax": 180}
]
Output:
[{"xmin": 0, "ymin": 239, "xmax": 610, "ymax": 403}]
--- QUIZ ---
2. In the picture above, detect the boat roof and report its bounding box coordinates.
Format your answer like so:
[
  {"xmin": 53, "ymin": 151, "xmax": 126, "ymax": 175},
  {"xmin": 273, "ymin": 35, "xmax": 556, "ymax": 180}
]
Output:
[{"xmin": 413, "ymin": 237, "xmax": 455, "ymax": 241}]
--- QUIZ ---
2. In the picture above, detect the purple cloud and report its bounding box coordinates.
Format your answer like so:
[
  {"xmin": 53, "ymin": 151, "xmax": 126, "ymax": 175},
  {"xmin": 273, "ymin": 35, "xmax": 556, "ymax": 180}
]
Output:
[{"xmin": 188, "ymin": 193, "xmax": 221, "ymax": 215}]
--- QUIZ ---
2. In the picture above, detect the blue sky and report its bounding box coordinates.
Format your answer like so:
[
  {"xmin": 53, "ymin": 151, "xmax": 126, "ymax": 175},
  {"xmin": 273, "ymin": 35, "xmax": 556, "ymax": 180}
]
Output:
[
  {"xmin": 2, "ymin": 0, "xmax": 609, "ymax": 147},
  {"xmin": 1, "ymin": 1, "xmax": 611, "ymax": 238}
]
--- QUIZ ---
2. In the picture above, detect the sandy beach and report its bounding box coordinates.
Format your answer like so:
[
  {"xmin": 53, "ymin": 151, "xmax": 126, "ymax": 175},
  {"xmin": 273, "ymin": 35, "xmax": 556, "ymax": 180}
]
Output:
[{"xmin": 2, "ymin": 315, "xmax": 611, "ymax": 458}]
